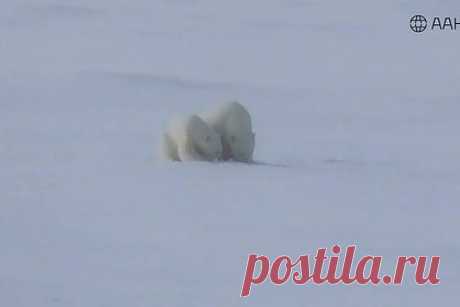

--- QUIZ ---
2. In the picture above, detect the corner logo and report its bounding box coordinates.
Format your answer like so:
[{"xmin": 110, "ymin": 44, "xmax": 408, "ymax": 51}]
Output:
[
  {"xmin": 410, "ymin": 14, "xmax": 460, "ymax": 33},
  {"xmin": 410, "ymin": 15, "xmax": 427, "ymax": 33}
]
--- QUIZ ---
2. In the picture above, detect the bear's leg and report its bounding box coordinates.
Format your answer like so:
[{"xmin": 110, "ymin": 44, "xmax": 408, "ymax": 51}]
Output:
[
  {"xmin": 221, "ymin": 138, "xmax": 233, "ymax": 161},
  {"xmin": 160, "ymin": 133, "xmax": 180, "ymax": 161}
]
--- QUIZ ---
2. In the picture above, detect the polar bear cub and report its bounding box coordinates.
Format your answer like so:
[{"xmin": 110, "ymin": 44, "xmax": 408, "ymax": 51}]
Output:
[
  {"xmin": 201, "ymin": 101, "xmax": 255, "ymax": 162},
  {"xmin": 161, "ymin": 115, "xmax": 222, "ymax": 162}
]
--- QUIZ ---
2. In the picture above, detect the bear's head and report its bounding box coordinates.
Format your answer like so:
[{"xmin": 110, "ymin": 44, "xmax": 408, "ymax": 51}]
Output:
[
  {"xmin": 224, "ymin": 130, "xmax": 255, "ymax": 162},
  {"xmin": 189, "ymin": 115, "xmax": 223, "ymax": 161},
  {"xmin": 223, "ymin": 106, "xmax": 255, "ymax": 162}
]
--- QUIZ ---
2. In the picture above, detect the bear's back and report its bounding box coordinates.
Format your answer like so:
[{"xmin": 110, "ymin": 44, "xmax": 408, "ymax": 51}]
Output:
[{"xmin": 201, "ymin": 101, "xmax": 252, "ymax": 134}]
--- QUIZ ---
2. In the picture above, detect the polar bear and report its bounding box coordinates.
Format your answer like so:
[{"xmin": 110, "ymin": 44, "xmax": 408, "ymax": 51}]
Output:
[
  {"xmin": 160, "ymin": 115, "xmax": 223, "ymax": 162},
  {"xmin": 201, "ymin": 101, "xmax": 255, "ymax": 162}
]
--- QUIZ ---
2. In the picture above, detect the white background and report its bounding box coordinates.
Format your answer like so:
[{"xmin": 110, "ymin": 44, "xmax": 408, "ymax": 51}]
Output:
[{"xmin": 1, "ymin": 1, "xmax": 459, "ymax": 306}]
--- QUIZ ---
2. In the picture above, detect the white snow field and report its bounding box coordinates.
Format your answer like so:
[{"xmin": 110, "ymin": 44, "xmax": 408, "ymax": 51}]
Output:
[{"xmin": 1, "ymin": 0, "xmax": 459, "ymax": 306}]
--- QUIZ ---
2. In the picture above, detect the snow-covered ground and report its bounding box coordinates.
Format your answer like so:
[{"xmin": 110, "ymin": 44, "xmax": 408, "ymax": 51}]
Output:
[{"xmin": 1, "ymin": 1, "xmax": 459, "ymax": 306}]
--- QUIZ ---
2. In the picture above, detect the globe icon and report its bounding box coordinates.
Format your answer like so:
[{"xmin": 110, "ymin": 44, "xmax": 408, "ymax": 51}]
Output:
[{"xmin": 410, "ymin": 15, "xmax": 427, "ymax": 33}]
